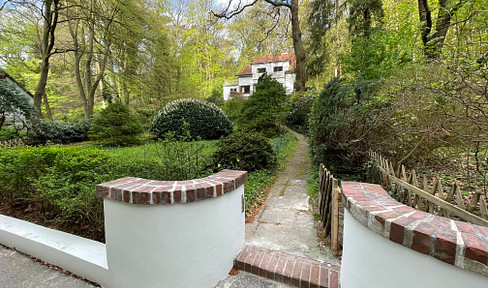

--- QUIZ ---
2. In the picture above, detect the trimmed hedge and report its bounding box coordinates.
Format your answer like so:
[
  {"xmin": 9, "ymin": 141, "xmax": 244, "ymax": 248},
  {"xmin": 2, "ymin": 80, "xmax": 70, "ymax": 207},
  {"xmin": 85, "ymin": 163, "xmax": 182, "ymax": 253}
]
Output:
[{"xmin": 151, "ymin": 98, "xmax": 233, "ymax": 140}]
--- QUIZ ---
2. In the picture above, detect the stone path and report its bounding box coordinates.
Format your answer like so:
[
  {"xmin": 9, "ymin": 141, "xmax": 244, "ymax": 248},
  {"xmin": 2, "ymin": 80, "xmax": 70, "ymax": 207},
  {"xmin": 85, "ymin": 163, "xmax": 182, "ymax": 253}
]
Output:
[
  {"xmin": 231, "ymin": 132, "xmax": 340, "ymax": 287},
  {"xmin": 0, "ymin": 245, "xmax": 96, "ymax": 288}
]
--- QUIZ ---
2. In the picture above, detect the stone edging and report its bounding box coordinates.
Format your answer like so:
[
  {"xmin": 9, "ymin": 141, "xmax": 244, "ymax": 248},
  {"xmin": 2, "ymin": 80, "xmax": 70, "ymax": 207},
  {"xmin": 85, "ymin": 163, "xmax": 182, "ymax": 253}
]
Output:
[
  {"xmin": 342, "ymin": 181, "xmax": 488, "ymax": 277},
  {"xmin": 96, "ymin": 170, "xmax": 248, "ymax": 205}
]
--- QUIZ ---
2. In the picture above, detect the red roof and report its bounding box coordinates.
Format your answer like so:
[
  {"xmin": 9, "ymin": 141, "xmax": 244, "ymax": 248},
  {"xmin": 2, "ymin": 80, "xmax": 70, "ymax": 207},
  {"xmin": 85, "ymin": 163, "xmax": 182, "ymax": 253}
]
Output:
[
  {"xmin": 237, "ymin": 64, "xmax": 252, "ymax": 76},
  {"xmin": 236, "ymin": 54, "xmax": 296, "ymax": 76}
]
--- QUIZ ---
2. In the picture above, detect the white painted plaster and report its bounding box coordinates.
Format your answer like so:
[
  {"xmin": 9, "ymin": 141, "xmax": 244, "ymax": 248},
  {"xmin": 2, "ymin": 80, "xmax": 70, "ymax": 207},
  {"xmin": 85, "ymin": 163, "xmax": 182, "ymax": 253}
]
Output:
[
  {"xmin": 223, "ymin": 85, "xmax": 238, "ymax": 101},
  {"xmin": 0, "ymin": 214, "xmax": 109, "ymax": 286},
  {"xmin": 104, "ymin": 185, "xmax": 245, "ymax": 288},
  {"xmin": 341, "ymin": 210, "xmax": 488, "ymax": 288}
]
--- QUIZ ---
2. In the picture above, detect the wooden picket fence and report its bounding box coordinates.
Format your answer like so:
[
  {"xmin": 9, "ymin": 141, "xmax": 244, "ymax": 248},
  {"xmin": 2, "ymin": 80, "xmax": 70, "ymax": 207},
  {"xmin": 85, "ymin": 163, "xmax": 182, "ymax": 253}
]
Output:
[
  {"xmin": 318, "ymin": 163, "xmax": 341, "ymax": 255},
  {"xmin": 369, "ymin": 151, "xmax": 488, "ymax": 227}
]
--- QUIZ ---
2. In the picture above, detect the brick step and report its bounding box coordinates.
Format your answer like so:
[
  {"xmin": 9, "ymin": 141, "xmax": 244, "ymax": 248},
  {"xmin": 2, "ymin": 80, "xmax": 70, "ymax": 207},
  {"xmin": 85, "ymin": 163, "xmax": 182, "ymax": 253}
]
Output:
[{"xmin": 234, "ymin": 246, "xmax": 340, "ymax": 288}]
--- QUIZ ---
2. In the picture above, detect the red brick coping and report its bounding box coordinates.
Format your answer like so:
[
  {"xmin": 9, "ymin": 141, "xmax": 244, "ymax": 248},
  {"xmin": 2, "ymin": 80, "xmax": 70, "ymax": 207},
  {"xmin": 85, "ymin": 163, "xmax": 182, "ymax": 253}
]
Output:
[
  {"xmin": 342, "ymin": 181, "xmax": 488, "ymax": 277},
  {"xmin": 234, "ymin": 245, "xmax": 340, "ymax": 288},
  {"xmin": 96, "ymin": 170, "xmax": 248, "ymax": 205}
]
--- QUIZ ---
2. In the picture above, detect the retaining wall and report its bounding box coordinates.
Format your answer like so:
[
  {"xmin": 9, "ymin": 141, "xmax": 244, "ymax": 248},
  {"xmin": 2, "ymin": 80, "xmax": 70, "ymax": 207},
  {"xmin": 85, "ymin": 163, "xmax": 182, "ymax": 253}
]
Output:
[
  {"xmin": 0, "ymin": 170, "xmax": 247, "ymax": 288},
  {"xmin": 340, "ymin": 181, "xmax": 488, "ymax": 288}
]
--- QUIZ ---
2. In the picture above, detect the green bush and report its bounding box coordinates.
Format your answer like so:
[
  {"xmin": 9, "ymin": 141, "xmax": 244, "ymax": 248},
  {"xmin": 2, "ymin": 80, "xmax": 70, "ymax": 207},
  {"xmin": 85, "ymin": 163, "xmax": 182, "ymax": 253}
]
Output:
[
  {"xmin": 206, "ymin": 81, "xmax": 224, "ymax": 107},
  {"xmin": 151, "ymin": 98, "xmax": 233, "ymax": 140},
  {"xmin": 212, "ymin": 131, "xmax": 277, "ymax": 172},
  {"xmin": 33, "ymin": 148, "xmax": 109, "ymax": 228},
  {"xmin": 221, "ymin": 97, "xmax": 246, "ymax": 124},
  {"xmin": 89, "ymin": 102, "xmax": 144, "ymax": 146},
  {"xmin": 238, "ymin": 74, "xmax": 288, "ymax": 138},
  {"xmin": 27, "ymin": 118, "xmax": 92, "ymax": 145},
  {"xmin": 0, "ymin": 79, "xmax": 36, "ymax": 131},
  {"xmin": 308, "ymin": 77, "xmax": 359, "ymax": 172},
  {"xmin": 286, "ymin": 91, "xmax": 319, "ymax": 135}
]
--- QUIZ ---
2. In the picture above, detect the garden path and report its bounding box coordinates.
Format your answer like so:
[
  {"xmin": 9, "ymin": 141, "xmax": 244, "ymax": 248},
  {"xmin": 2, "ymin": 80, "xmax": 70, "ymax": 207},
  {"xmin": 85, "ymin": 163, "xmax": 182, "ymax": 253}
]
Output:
[
  {"xmin": 245, "ymin": 132, "xmax": 338, "ymax": 263},
  {"xmin": 230, "ymin": 131, "xmax": 341, "ymax": 288}
]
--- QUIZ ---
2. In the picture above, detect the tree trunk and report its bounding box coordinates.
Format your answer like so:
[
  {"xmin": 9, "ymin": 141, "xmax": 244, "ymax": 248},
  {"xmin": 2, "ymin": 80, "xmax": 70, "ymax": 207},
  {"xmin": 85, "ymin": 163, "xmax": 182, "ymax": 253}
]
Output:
[
  {"xmin": 417, "ymin": 0, "xmax": 465, "ymax": 59},
  {"xmin": 33, "ymin": 0, "xmax": 59, "ymax": 117},
  {"xmin": 34, "ymin": 60, "xmax": 49, "ymax": 117},
  {"xmin": 0, "ymin": 114, "xmax": 5, "ymax": 130},
  {"xmin": 42, "ymin": 92, "xmax": 53, "ymax": 119},
  {"xmin": 291, "ymin": 0, "xmax": 307, "ymax": 92}
]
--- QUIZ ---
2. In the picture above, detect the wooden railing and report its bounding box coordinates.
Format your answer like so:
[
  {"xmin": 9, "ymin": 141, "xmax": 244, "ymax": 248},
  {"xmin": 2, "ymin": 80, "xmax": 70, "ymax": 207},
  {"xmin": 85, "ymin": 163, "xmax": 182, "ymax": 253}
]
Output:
[
  {"xmin": 369, "ymin": 151, "xmax": 488, "ymax": 227},
  {"xmin": 318, "ymin": 163, "xmax": 341, "ymax": 255}
]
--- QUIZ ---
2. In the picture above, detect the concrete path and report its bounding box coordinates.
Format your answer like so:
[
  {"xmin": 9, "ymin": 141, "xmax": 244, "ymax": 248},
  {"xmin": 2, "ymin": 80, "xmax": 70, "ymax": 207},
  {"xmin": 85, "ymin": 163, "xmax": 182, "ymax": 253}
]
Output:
[
  {"xmin": 0, "ymin": 245, "xmax": 96, "ymax": 288},
  {"xmin": 231, "ymin": 132, "xmax": 341, "ymax": 287},
  {"xmin": 246, "ymin": 132, "xmax": 338, "ymax": 264}
]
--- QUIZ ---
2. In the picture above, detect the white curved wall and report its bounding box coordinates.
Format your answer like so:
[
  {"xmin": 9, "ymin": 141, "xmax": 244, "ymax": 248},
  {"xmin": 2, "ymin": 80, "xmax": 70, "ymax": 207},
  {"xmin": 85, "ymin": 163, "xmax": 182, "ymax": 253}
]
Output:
[
  {"xmin": 104, "ymin": 185, "xmax": 245, "ymax": 288},
  {"xmin": 341, "ymin": 210, "xmax": 488, "ymax": 288}
]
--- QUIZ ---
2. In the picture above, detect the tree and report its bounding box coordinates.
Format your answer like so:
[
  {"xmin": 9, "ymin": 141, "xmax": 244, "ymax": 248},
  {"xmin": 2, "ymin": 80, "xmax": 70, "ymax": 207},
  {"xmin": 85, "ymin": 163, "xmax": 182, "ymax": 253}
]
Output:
[
  {"xmin": 238, "ymin": 74, "xmax": 288, "ymax": 137},
  {"xmin": 33, "ymin": 0, "xmax": 61, "ymax": 118},
  {"xmin": 0, "ymin": 80, "xmax": 36, "ymax": 130},
  {"xmin": 65, "ymin": 0, "xmax": 117, "ymax": 118},
  {"xmin": 213, "ymin": 0, "xmax": 308, "ymax": 92},
  {"xmin": 417, "ymin": 0, "xmax": 467, "ymax": 59}
]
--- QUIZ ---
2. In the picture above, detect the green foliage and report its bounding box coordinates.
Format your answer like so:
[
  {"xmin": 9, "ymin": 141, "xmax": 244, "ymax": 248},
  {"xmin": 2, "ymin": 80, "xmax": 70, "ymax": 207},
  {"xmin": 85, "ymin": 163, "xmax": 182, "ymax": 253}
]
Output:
[
  {"xmin": 0, "ymin": 125, "xmax": 22, "ymax": 141},
  {"xmin": 89, "ymin": 102, "xmax": 143, "ymax": 146},
  {"xmin": 238, "ymin": 74, "xmax": 288, "ymax": 138},
  {"xmin": 33, "ymin": 148, "xmax": 109, "ymax": 228},
  {"xmin": 221, "ymin": 97, "xmax": 246, "ymax": 124},
  {"xmin": 206, "ymin": 79, "xmax": 225, "ymax": 107},
  {"xmin": 0, "ymin": 139, "xmax": 217, "ymax": 240},
  {"xmin": 134, "ymin": 129, "xmax": 213, "ymax": 181},
  {"xmin": 272, "ymin": 132, "xmax": 299, "ymax": 167},
  {"xmin": 213, "ymin": 131, "xmax": 277, "ymax": 172},
  {"xmin": 0, "ymin": 79, "xmax": 36, "ymax": 130},
  {"xmin": 308, "ymin": 78, "xmax": 364, "ymax": 172},
  {"xmin": 27, "ymin": 119, "xmax": 92, "ymax": 145},
  {"xmin": 244, "ymin": 169, "xmax": 275, "ymax": 215},
  {"xmin": 151, "ymin": 98, "xmax": 233, "ymax": 140},
  {"xmin": 348, "ymin": 0, "xmax": 384, "ymax": 37},
  {"xmin": 286, "ymin": 91, "xmax": 319, "ymax": 135}
]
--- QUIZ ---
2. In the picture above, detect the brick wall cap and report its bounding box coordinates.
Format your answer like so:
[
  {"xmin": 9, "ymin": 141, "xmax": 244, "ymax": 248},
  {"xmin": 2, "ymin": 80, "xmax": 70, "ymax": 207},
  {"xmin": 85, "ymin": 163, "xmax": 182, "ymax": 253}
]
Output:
[
  {"xmin": 342, "ymin": 181, "xmax": 488, "ymax": 277},
  {"xmin": 96, "ymin": 170, "xmax": 248, "ymax": 205}
]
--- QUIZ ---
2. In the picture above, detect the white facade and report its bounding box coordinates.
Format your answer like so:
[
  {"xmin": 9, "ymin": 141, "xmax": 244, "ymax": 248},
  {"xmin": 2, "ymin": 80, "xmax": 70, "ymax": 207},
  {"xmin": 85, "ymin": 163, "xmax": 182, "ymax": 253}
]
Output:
[{"xmin": 223, "ymin": 56, "xmax": 296, "ymax": 101}]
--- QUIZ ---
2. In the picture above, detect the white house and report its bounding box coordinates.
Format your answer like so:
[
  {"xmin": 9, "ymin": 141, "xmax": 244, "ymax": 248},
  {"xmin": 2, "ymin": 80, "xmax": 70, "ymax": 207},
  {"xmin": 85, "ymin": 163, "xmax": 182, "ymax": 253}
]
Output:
[{"xmin": 223, "ymin": 53, "xmax": 296, "ymax": 101}]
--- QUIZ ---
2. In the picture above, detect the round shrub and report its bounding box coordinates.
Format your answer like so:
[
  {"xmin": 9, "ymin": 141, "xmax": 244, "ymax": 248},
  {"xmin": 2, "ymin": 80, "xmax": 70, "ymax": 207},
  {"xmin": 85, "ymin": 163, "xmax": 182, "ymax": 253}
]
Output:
[
  {"xmin": 151, "ymin": 98, "xmax": 233, "ymax": 140},
  {"xmin": 89, "ymin": 102, "xmax": 143, "ymax": 146},
  {"xmin": 212, "ymin": 131, "xmax": 277, "ymax": 172}
]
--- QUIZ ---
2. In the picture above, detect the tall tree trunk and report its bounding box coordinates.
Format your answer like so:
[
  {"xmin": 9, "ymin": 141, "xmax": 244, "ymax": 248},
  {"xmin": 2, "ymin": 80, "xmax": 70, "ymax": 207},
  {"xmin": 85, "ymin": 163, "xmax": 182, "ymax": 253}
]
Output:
[
  {"xmin": 417, "ymin": 0, "xmax": 466, "ymax": 59},
  {"xmin": 67, "ymin": 0, "xmax": 111, "ymax": 118},
  {"xmin": 291, "ymin": 0, "xmax": 307, "ymax": 92},
  {"xmin": 33, "ymin": 0, "xmax": 60, "ymax": 117}
]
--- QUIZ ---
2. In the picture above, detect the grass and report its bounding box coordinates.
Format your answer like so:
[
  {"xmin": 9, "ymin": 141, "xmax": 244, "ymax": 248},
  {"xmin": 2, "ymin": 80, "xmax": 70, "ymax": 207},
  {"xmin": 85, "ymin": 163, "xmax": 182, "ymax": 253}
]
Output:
[
  {"xmin": 99, "ymin": 140, "xmax": 217, "ymax": 162},
  {"xmin": 307, "ymin": 170, "xmax": 320, "ymax": 197}
]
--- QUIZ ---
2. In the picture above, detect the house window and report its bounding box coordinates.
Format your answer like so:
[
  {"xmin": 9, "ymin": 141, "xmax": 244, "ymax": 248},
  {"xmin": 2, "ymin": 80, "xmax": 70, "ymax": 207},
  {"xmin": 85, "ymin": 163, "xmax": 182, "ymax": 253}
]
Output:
[
  {"xmin": 257, "ymin": 68, "xmax": 266, "ymax": 73},
  {"xmin": 241, "ymin": 85, "xmax": 251, "ymax": 94},
  {"xmin": 274, "ymin": 66, "xmax": 283, "ymax": 72}
]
